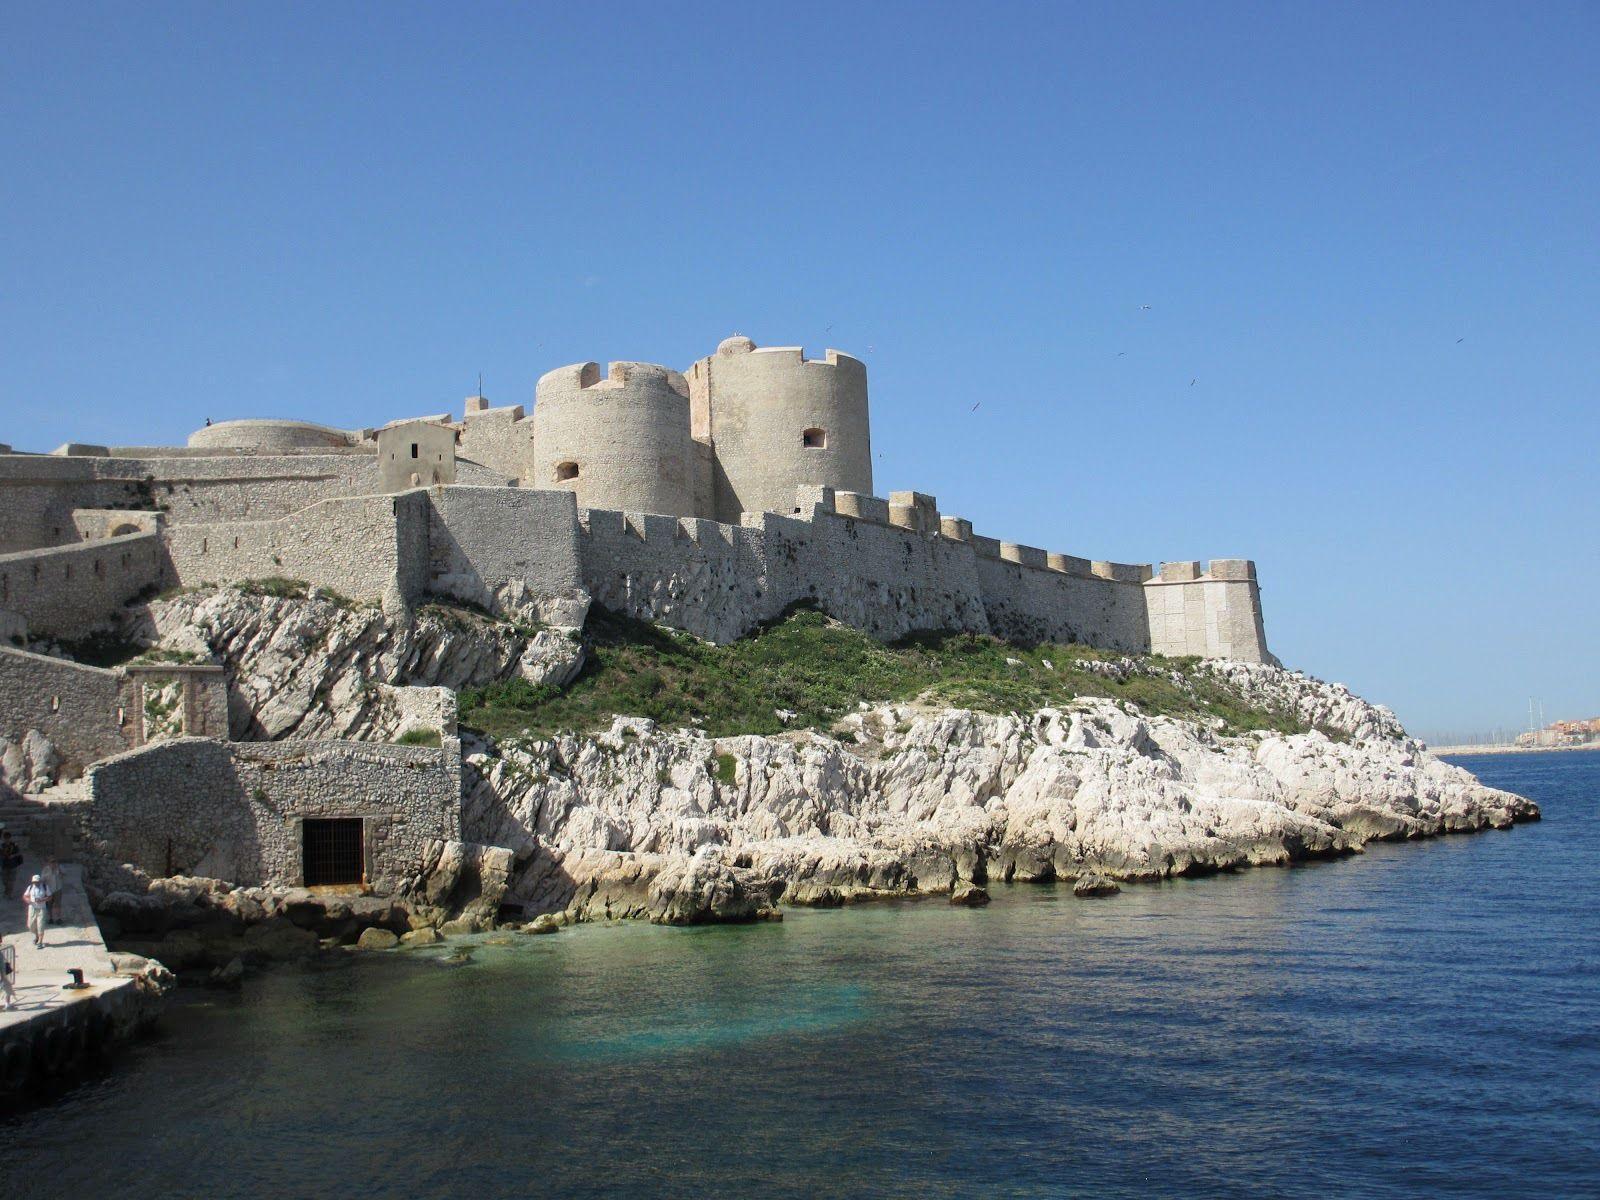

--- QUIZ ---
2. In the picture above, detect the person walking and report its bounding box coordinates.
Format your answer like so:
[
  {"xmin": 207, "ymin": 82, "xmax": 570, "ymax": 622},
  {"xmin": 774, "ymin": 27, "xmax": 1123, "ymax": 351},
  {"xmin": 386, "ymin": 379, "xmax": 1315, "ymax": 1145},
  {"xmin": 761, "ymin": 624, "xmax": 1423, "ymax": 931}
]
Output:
[
  {"xmin": 0, "ymin": 936, "xmax": 15, "ymax": 1010},
  {"xmin": 0, "ymin": 831, "xmax": 20, "ymax": 898},
  {"xmin": 41, "ymin": 857, "xmax": 63, "ymax": 923},
  {"xmin": 23, "ymin": 875, "xmax": 49, "ymax": 948}
]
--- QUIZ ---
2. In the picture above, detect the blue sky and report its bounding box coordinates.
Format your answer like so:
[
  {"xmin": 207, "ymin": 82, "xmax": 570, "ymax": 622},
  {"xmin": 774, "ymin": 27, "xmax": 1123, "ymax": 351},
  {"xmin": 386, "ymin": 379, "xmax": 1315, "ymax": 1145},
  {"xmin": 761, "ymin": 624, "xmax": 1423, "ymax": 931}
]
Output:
[{"xmin": 2, "ymin": 2, "xmax": 1595, "ymax": 737}]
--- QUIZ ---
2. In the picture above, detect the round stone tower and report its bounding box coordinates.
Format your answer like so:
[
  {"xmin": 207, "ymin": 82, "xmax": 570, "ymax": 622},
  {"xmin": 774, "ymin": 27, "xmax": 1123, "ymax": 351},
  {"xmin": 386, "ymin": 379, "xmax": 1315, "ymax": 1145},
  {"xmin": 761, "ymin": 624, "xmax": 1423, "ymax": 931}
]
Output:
[
  {"xmin": 531, "ymin": 361, "xmax": 695, "ymax": 516},
  {"xmin": 687, "ymin": 336, "xmax": 873, "ymax": 523}
]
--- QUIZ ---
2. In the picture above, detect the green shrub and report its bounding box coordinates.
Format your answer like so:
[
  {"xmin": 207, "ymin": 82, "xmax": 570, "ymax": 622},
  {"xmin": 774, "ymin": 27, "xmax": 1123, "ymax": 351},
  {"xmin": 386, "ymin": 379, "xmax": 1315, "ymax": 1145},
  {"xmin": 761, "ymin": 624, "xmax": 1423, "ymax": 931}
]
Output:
[
  {"xmin": 396, "ymin": 727, "xmax": 442, "ymax": 747},
  {"xmin": 452, "ymin": 605, "xmax": 1312, "ymax": 741},
  {"xmin": 240, "ymin": 577, "xmax": 308, "ymax": 600},
  {"xmin": 713, "ymin": 752, "xmax": 738, "ymax": 786}
]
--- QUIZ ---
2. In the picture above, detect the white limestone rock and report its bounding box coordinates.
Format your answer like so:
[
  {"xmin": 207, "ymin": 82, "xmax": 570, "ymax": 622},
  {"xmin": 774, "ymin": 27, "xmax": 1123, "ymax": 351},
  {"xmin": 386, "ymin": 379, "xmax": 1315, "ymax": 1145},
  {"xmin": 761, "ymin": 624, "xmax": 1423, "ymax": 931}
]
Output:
[
  {"xmin": 461, "ymin": 690, "xmax": 1536, "ymax": 918},
  {"xmin": 128, "ymin": 588, "xmax": 582, "ymax": 741}
]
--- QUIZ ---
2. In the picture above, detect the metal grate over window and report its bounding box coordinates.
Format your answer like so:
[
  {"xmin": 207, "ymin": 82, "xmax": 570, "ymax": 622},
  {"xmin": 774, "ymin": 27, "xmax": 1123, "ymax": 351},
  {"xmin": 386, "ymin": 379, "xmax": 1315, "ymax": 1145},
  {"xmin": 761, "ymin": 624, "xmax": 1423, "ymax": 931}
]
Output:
[{"xmin": 302, "ymin": 818, "xmax": 364, "ymax": 886}]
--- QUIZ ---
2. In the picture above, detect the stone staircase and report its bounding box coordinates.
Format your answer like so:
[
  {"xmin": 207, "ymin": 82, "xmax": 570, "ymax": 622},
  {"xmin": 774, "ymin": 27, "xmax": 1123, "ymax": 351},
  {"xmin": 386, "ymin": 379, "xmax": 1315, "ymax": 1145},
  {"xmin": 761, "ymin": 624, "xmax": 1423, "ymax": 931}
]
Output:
[{"xmin": 0, "ymin": 783, "xmax": 87, "ymax": 860}]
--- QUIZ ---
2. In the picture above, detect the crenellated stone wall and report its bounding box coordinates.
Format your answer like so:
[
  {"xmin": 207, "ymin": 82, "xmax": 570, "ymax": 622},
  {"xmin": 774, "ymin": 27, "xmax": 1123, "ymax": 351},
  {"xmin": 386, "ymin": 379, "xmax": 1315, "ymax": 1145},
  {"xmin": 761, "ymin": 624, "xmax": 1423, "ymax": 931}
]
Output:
[{"xmin": 574, "ymin": 486, "xmax": 1271, "ymax": 661}]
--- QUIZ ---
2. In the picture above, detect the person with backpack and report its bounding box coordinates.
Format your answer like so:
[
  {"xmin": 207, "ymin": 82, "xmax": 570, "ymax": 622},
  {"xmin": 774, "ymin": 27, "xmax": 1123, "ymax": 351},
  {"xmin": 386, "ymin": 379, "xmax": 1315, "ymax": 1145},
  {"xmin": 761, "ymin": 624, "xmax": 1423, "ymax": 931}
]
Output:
[{"xmin": 22, "ymin": 874, "xmax": 49, "ymax": 948}]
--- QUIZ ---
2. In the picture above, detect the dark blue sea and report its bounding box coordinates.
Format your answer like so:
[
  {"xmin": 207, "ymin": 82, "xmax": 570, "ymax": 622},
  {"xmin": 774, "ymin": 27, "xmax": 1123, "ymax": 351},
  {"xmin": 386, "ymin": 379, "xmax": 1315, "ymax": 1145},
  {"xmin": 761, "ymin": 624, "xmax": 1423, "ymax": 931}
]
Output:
[{"xmin": 12, "ymin": 751, "xmax": 1599, "ymax": 1198}]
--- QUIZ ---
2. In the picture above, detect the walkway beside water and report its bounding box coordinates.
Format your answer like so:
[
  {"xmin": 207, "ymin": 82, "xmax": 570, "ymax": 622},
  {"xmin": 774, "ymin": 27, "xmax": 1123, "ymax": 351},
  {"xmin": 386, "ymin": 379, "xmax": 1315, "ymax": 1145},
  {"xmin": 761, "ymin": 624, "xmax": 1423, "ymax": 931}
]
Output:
[{"xmin": 0, "ymin": 794, "xmax": 145, "ymax": 1099}]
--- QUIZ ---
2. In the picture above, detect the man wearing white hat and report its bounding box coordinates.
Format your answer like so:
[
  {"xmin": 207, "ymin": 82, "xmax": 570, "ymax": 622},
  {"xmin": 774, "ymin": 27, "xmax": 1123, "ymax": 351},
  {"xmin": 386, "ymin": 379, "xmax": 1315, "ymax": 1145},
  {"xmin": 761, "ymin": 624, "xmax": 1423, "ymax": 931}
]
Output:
[{"xmin": 22, "ymin": 873, "xmax": 50, "ymax": 948}]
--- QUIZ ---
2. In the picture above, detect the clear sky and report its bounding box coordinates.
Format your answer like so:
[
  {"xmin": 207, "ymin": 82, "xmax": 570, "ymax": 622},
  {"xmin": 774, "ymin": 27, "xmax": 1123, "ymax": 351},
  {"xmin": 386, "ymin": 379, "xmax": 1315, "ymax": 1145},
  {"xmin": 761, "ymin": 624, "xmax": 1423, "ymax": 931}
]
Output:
[{"xmin": 2, "ymin": 2, "xmax": 1595, "ymax": 738}]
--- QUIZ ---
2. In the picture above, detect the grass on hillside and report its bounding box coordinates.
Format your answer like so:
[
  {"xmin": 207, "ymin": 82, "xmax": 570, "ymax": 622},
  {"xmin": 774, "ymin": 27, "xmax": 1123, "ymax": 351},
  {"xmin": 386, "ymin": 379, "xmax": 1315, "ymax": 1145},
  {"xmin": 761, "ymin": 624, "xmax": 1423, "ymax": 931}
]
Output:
[{"xmin": 457, "ymin": 606, "xmax": 1310, "ymax": 742}]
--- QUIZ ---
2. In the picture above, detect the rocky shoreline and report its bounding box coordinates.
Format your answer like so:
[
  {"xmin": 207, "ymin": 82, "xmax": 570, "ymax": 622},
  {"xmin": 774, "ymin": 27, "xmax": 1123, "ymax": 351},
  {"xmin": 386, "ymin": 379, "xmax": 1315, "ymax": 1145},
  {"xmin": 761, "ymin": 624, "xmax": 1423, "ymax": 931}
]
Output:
[{"xmin": 42, "ymin": 587, "xmax": 1536, "ymax": 978}]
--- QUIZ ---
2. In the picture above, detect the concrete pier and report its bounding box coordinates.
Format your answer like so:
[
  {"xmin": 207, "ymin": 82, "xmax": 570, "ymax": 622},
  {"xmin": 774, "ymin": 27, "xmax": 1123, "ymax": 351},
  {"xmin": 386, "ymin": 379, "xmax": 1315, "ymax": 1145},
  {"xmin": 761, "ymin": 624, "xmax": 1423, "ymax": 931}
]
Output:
[{"xmin": 0, "ymin": 798, "xmax": 168, "ymax": 1102}]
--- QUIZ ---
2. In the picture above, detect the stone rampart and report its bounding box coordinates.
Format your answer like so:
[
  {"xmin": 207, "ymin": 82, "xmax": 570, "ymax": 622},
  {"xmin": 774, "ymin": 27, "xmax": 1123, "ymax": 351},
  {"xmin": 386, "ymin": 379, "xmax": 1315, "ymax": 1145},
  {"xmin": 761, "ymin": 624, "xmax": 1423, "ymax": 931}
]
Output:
[
  {"xmin": 0, "ymin": 533, "xmax": 164, "ymax": 638},
  {"xmin": 580, "ymin": 508, "xmax": 768, "ymax": 643},
  {"xmin": 573, "ymin": 486, "xmax": 1270, "ymax": 660},
  {"xmin": 163, "ymin": 493, "xmax": 426, "ymax": 604},
  {"xmin": 457, "ymin": 398, "xmax": 536, "ymax": 483},
  {"xmin": 85, "ymin": 737, "xmax": 462, "ymax": 891},
  {"xmin": 427, "ymin": 487, "xmax": 588, "ymax": 625},
  {"xmin": 1145, "ymin": 560, "xmax": 1271, "ymax": 662}
]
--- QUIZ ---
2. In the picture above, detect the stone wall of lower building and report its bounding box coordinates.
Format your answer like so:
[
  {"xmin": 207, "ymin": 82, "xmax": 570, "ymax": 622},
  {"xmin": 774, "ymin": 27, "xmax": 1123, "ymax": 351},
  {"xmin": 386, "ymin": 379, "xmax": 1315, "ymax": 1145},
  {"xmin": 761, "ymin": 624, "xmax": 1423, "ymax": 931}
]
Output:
[
  {"xmin": 0, "ymin": 450, "xmax": 509, "ymax": 556},
  {"xmin": 0, "ymin": 647, "xmax": 138, "ymax": 776},
  {"xmin": 85, "ymin": 737, "xmax": 462, "ymax": 891}
]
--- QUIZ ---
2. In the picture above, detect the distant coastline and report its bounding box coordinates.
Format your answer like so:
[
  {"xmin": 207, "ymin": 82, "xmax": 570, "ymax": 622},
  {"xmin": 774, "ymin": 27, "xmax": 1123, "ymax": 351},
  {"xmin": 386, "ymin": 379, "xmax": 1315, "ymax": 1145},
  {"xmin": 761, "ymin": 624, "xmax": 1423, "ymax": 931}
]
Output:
[{"xmin": 1432, "ymin": 741, "xmax": 1600, "ymax": 757}]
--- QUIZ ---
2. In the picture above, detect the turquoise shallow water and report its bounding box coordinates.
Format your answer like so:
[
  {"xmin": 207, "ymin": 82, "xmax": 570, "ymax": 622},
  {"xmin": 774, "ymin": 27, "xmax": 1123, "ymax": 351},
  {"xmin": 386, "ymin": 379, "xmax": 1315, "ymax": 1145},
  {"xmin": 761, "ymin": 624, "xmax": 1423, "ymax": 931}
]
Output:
[{"xmin": 10, "ymin": 751, "xmax": 1599, "ymax": 1198}]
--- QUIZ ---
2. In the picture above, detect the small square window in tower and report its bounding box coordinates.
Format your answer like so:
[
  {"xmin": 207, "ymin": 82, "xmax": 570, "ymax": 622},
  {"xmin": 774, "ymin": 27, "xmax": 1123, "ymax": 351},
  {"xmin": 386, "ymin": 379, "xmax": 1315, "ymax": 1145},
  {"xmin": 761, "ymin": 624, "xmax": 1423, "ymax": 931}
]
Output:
[
  {"xmin": 802, "ymin": 428, "xmax": 827, "ymax": 449},
  {"xmin": 303, "ymin": 818, "xmax": 364, "ymax": 886}
]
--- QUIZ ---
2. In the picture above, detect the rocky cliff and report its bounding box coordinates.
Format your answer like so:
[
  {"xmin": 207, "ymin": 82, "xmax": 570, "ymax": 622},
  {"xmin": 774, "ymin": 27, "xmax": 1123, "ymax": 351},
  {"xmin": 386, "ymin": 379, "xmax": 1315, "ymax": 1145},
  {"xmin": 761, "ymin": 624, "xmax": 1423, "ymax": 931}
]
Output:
[{"xmin": 109, "ymin": 587, "xmax": 1537, "ymax": 926}]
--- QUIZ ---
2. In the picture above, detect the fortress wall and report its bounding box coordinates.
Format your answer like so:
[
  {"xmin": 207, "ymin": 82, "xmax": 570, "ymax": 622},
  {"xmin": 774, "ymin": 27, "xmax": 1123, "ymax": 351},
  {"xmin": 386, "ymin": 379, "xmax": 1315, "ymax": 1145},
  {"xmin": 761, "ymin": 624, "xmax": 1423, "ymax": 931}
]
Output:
[
  {"xmin": 426, "ymin": 487, "xmax": 587, "ymax": 625},
  {"xmin": 458, "ymin": 401, "xmax": 535, "ymax": 483},
  {"xmin": 0, "ymin": 647, "xmax": 138, "ymax": 775},
  {"xmin": 164, "ymin": 494, "xmax": 412, "ymax": 602},
  {"xmin": 0, "ymin": 452, "xmax": 389, "ymax": 553},
  {"xmin": 758, "ymin": 508, "xmax": 992, "ymax": 641},
  {"xmin": 86, "ymin": 736, "xmax": 462, "ymax": 891},
  {"xmin": 1145, "ymin": 560, "xmax": 1270, "ymax": 662},
  {"xmin": 0, "ymin": 533, "xmax": 165, "ymax": 638},
  {"xmin": 973, "ymin": 555, "xmax": 1152, "ymax": 649},
  {"xmin": 578, "ymin": 507, "xmax": 768, "ymax": 643}
]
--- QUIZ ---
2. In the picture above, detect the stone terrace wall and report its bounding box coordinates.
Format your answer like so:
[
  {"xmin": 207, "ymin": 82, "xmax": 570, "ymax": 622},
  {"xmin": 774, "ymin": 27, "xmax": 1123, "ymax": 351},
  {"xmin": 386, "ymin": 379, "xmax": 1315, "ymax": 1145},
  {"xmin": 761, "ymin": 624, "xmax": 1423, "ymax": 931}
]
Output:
[
  {"xmin": 0, "ymin": 451, "xmax": 509, "ymax": 555},
  {"xmin": 164, "ymin": 492, "xmax": 430, "ymax": 605},
  {"xmin": 0, "ymin": 452, "xmax": 384, "ymax": 553},
  {"xmin": 0, "ymin": 532, "xmax": 164, "ymax": 638},
  {"xmin": 86, "ymin": 737, "xmax": 462, "ymax": 891},
  {"xmin": 0, "ymin": 647, "xmax": 138, "ymax": 775}
]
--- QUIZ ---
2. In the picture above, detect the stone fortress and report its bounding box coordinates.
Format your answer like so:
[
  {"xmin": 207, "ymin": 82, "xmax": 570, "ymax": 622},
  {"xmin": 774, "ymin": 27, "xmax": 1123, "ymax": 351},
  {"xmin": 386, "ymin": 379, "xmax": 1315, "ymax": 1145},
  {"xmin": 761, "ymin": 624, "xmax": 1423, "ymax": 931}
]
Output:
[{"xmin": 0, "ymin": 332, "xmax": 1273, "ymax": 900}]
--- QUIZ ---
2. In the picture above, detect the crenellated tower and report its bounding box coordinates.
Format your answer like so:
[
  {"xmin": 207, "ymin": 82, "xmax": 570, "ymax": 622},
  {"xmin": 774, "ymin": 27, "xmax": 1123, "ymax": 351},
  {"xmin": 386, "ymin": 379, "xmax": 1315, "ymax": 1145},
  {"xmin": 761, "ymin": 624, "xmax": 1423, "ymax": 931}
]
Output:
[
  {"xmin": 686, "ymin": 335, "xmax": 873, "ymax": 524},
  {"xmin": 531, "ymin": 361, "xmax": 696, "ymax": 517}
]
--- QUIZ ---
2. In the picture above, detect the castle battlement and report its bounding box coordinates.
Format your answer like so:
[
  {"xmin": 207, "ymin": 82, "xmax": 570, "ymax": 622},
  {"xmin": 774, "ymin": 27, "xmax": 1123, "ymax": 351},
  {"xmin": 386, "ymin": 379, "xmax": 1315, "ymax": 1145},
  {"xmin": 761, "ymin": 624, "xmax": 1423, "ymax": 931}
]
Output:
[{"xmin": 0, "ymin": 328, "xmax": 1274, "ymax": 675}]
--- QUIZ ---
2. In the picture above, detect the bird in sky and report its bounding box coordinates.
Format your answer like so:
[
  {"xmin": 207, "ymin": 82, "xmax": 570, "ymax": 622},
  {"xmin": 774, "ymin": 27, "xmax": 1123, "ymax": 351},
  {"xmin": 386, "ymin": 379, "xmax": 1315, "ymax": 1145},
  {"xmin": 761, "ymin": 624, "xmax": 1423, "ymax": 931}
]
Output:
[
  {"xmin": 825, "ymin": 323, "xmax": 834, "ymax": 333},
  {"xmin": 1189, "ymin": 378, "xmax": 1196, "ymax": 387},
  {"xmin": 1139, "ymin": 304, "xmax": 1152, "ymax": 311},
  {"xmin": 1456, "ymin": 337, "xmax": 1465, "ymax": 343},
  {"xmin": 1116, "ymin": 351, "xmax": 1126, "ymax": 357},
  {"xmin": 971, "ymin": 402, "xmax": 981, "ymax": 412}
]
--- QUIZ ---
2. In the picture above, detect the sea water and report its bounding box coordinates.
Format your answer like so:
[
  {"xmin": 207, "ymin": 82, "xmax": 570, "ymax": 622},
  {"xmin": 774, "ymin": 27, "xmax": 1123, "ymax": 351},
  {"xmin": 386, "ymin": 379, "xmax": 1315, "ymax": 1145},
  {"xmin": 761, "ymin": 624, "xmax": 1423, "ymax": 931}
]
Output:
[{"xmin": 9, "ymin": 752, "xmax": 1598, "ymax": 1198}]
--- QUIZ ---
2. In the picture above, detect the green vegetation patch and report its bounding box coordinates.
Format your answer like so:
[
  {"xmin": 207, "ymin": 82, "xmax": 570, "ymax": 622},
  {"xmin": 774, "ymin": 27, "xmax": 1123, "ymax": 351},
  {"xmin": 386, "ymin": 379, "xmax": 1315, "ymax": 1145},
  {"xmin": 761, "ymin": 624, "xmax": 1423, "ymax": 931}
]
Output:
[
  {"xmin": 457, "ymin": 606, "xmax": 1312, "ymax": 742},
  {"xmin": 239, "ymin": 577, "xmax": 310, "ymax": 600},
  {"xmin": 395, "ymin": 727, "xmax": 443, "ymax": 747}
]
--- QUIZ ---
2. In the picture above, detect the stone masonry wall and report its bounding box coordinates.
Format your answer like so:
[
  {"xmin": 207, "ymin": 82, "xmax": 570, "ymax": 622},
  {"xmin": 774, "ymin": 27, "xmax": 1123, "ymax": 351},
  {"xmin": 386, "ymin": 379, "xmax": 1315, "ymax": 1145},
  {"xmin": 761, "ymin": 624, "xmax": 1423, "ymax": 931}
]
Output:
[
  {"xmin": 0, "ymin": 532, "xmax": 165, "ymax": 638},
  {"xmin": 86, "ymin": 736, "xmax": 462, "ymax": 891},
  {"xmin": 575, "ymin": 488, "xmax": 1271, "ymax": 661},
  {"xmin": 427, "ymin": 486, "xmax": 588, "ymax": 625},
  {"xmin": 164, "ymin": 493, "xmax": 421, "ymax": 604},
  {"xmin": 1145, "ymin": 560, "xmax": 1272, "ymax": 662},
  {"xmin": 0, "ymin": 647, "xmax": 138, "ymax": 775}
]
